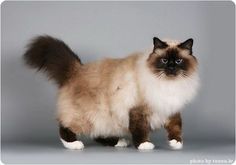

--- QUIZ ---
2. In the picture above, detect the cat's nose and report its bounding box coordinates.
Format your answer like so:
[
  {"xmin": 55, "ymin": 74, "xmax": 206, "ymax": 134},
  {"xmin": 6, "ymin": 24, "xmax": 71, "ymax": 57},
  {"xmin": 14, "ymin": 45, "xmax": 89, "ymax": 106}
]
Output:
[
  {"xmin": 166, "ymin": 66, "xmax": 176, "ymax": 75},
  {"xmin": 168, "ymin": 66, "xmax": 175, "ymax": 71}
]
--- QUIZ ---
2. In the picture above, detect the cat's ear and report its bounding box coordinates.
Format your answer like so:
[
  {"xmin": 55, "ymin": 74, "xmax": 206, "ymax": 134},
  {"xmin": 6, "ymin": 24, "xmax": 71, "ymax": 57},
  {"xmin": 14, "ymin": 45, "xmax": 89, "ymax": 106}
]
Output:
[
  {"xmin": 178, "ymin": 38, "xmax": 193, "ymax": 54},
  {"xmin": 153, "ymin": 37, "xmax": 168, "ymax": 49}
]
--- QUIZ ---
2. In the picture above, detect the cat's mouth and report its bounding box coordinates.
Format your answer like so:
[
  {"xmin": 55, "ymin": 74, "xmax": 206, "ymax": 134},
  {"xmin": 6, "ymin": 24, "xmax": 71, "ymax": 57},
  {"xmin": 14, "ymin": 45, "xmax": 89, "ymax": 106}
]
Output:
[
  {"xmin": 157, "ymin": 70, "xmax": 186, "ymax": 79},
  {"xmin": 163, "ymin": 70, "xmax": 189, "ymax": 79},
  {"xmin": 165, "ymin": 70, "xmax": 177, "ymax": 76},
  {"xmin": 166, "ymin": 73, "xmax": 177, "ymax": 77},
  {"xmin": 165, "ymin": 73, "xmax": 179, "ymax": 79},
  {"xmin": 164, "ymin": 68, "xmax": 180, "ymax": 77}
]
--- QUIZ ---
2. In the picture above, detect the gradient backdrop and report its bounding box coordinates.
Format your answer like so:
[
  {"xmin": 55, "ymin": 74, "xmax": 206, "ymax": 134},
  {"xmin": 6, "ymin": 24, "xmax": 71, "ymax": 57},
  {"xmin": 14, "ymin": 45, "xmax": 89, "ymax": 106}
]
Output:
[{"xmin": 1, "ymin": 1, "xmax": 235, "ymax": 164}]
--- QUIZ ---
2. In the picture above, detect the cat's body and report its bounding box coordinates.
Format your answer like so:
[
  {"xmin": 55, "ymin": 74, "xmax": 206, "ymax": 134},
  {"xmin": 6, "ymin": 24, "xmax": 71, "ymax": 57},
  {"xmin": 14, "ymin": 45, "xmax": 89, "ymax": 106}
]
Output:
[{"xmin": 24, "ymin": 36, "xmax": 199, "ymax": 150}]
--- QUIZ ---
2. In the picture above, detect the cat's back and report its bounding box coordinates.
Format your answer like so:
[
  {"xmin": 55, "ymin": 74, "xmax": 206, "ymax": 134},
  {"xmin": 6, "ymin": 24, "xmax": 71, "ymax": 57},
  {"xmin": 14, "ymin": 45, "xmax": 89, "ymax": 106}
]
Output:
[
  {"xmin": 58, "ymin": 53, "xmax": 141, "ymax": 106},
  {"xmin": 71, "ymin": 53, "xmax": 141, "ymax": 89}
]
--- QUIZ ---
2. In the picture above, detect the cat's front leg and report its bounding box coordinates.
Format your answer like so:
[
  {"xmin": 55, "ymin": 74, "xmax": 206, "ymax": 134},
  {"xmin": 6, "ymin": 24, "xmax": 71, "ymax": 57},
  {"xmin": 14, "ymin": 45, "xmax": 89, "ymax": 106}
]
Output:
[
  {"xmin": 129, "ymin": 106, "xmax": 154, "ymax": 150},
  {"xmin": 164, "ymin": 112, "xmax": 183, "ymax": 150}
]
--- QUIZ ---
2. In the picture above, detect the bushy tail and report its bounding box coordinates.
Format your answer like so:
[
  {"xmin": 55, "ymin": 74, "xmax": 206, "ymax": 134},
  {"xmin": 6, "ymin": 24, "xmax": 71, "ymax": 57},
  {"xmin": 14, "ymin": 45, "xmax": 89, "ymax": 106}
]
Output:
[{"xmin": 23, "ymin": 35, "xmax": 82, "ymax": 86}]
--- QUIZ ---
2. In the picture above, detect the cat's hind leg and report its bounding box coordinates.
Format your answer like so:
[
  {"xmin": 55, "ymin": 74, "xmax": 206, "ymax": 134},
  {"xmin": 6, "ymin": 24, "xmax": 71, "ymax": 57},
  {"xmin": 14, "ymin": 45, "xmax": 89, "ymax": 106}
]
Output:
[
  {"xmin": 115, "ymin": 138, "xmax": 130, "ymax": 147},
  {"xmin": 164, "ymin": 113, "xmax": 183, "ymax": 150},
  {"xmin": 59, "ymin": 125, "xmax": 84, "ymax": 150},
  {"xmin": 94, "ymin": 137, "xmax": 129, "ymax": 147},
  {"xmin": 94, "ymin": 137, "xmax": 119, "ymax": 146}
]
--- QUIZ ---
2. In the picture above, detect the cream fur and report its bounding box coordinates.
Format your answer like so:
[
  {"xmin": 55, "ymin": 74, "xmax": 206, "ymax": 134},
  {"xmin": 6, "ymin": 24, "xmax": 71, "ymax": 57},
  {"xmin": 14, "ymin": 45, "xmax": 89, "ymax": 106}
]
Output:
[{"xmin": 56, "ymin": 43, "xmax": 199, "ymax": 139}]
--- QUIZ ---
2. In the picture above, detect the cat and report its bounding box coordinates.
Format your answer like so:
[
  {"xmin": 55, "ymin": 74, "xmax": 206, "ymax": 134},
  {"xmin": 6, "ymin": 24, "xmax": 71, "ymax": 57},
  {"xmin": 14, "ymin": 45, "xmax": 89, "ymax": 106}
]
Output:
[{"xmin": 24, "ymin": 35, "xmax": 199, "ymax": 150}]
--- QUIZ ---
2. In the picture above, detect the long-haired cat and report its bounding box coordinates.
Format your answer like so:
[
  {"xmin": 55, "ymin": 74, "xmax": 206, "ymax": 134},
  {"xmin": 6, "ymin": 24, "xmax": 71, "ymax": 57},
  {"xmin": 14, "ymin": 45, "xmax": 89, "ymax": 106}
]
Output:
[{"xmin": 24, "ymin": 36, "xmax": 199, "ymax": 150}]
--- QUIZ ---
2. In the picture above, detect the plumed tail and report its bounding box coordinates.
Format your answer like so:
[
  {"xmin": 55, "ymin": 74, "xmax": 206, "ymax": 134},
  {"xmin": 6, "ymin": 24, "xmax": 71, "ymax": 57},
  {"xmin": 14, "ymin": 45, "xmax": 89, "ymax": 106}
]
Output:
[{"xmin": 23, "ymin": 35, "xmax": 82, "ymax": 86}]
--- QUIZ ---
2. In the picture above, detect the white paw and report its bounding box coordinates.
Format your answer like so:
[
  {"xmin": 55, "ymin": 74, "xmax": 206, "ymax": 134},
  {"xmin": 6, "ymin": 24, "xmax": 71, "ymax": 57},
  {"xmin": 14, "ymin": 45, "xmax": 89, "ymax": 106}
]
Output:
[
  {"xmin": 169, "ymin": 139, "xmax": 183, "ymax": 150},
  {"xmin": 138, "ymin": 142, "xmax": 155, "ymax": 150},
  {"xmin": 115, "ymin": 138, "xmax": 129, "ymax": 147},
  {"xmin": 60, "ymin": 138, "xmax": 84, "ymax": 150}
]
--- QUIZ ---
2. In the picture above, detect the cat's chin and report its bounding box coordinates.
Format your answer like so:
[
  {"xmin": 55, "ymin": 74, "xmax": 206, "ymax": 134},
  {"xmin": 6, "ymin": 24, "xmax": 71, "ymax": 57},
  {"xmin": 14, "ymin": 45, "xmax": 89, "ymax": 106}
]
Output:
[
  {"xmin": 165, "ymin": 74, "xmax": 177, "ymax": 78},
  {"xmin": 161, "ymin": 74, "xmax": 185, "ymax": 80}
]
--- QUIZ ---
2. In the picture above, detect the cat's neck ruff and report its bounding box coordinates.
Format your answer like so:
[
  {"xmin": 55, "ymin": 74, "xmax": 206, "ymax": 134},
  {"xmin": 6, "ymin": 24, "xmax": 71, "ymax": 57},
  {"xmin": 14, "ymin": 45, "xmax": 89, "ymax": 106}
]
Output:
[{"xmin": 137, "ymin": 52, "xmax": 200, "ymax": 128}]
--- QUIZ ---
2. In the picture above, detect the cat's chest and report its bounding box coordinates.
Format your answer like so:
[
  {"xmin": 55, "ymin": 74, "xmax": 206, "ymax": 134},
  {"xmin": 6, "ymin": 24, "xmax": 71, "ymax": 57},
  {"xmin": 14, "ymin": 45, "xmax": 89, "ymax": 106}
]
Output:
[
  {"xmin": 146, "ymin": 80, "xmax": 190, "ymax": 108},
  {"xmin": 143, "ymin": 78, "xmax": 198, "ymax": 129},
  {"xmin": 155, "ymin": 83, "xmax": 189, "ymax": 110},
  {"xmin": 144, "ymin": 82, "xmax": 188, "ymax": 129}
]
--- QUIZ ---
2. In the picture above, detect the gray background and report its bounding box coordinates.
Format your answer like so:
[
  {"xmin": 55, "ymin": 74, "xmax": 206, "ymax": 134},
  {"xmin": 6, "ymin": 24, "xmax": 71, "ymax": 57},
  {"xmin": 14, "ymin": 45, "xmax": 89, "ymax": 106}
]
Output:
[{"xmin": 1, "ymin": 1, "xmax": 235, "ymax": 164}]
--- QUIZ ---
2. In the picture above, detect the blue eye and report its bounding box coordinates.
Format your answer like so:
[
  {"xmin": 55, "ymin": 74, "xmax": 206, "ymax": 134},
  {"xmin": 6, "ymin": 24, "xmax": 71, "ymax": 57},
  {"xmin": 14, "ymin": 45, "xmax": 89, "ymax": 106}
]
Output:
[
  {"xmin": 161, "ymin": 58, "xmax": 168, "ymax": 64},
  {"xmin": 175, "ymin": 59, "xmax": 183, "ymax": 64}
]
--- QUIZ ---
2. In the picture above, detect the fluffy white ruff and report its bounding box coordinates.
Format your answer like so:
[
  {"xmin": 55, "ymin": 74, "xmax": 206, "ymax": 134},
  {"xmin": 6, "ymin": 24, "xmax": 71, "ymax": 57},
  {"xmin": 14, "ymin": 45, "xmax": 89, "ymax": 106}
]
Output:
[
  {"xmin": 138, "ymin": 142, "xmax": 155, "ymax": 150},
  {"xmin": 169, "ymin": 139, "xmax": 183, "ymax": 150},
  {"xmin": 60, "ymin": 138, "xmax": 84, "ymax": 150},
  {"xmin": 115, "ymin": 138, "xmax": 129, "ymax": 147}
]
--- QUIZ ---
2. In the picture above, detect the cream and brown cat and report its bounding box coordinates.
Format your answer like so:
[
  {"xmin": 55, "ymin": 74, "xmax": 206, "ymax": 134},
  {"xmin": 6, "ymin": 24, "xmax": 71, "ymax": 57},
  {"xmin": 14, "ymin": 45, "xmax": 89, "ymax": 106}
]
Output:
[{"xmin": 24, "ymin": 36, "xmax": 199, "ymax": 150}]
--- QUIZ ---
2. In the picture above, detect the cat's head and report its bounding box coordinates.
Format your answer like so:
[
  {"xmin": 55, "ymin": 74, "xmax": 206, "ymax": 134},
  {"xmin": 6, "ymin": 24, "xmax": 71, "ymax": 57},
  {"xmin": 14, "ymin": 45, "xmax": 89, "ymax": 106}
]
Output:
[{"xmin": 147, "ymin": 37, "xmax": 198, "ymax": 79}]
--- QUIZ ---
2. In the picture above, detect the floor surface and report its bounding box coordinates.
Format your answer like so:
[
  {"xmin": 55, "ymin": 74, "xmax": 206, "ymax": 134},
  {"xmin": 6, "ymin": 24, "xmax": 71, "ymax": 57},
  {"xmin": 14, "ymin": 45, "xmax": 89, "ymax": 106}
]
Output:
[{"xmin": 1, "ymin": 139, "xmax": 235, "ymax": 164}]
